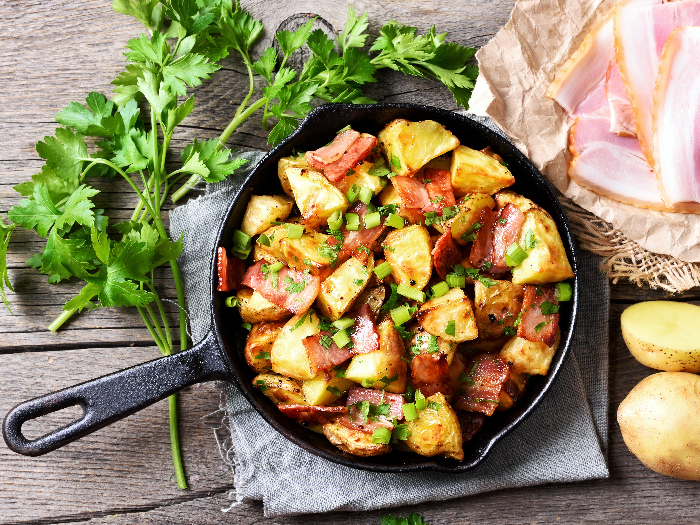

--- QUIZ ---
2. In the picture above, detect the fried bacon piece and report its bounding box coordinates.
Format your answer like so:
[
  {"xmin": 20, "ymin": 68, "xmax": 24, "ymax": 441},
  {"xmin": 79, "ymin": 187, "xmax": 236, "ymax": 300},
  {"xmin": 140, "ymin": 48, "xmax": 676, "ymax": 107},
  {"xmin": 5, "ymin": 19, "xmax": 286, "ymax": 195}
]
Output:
[
  {"xmin": 306, "ymin": 130, "xmax": 377, "ymax": 182},
  {"xmin": 468, "ymin": 206, "xmax": 496, "ymax": 269},
  {"xmin": 410, "ymin": 352, "xmax": 452, "ymax": 398},
  {"xmin": 454, "ymin": 354, "xmax": 510, "ymax": 416},
  {"xmin": 423, "ymin": 168, "xmax": 456, "ymax": 212},
  {"xmin": 432, "ymin": 229, "xmax": 464, "ymax": 280},
  {"xmin": 241, "ymin": 260, "xmax": 319, "ymax": 314},
  {"xmin": 489, "ymin": 203, "xmax": 526, "ymax": 273},
  {"xmin": 517, "ymin": 284, "xmax": 559, "ymax": 347},
  {"xmin": 216, "ymin": 246, "xmax": 244, "ymax": 292},
  {"xmin": 348, "ymin": 304, "xmax": 380, "ymax": 355},
  {"xmin": 339, "ymin": 202, "xmax": 386, "ymax": 264}
]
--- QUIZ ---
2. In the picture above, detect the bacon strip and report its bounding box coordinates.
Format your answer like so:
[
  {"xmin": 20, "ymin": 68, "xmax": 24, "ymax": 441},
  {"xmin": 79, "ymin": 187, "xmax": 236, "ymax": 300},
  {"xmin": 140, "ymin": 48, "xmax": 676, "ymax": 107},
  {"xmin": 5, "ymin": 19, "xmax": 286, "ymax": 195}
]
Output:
[
  {"xmin": 468, "ymin": 206, "xmax": 496, "ymax": 269},
  {"xmin": 457, "ymin": 410, "xmax": 486, "ymax": 441},
  {"xmin": 306, "ymin": 131, "xmax": 377, "ymax": 182},
  {"xmin": 342, "ymin": 387, "xmax": 405, "ymax": 432},
  {"xmin": 339, "ymin": 202, "xmax": 386, "ymax": 264},
  {"xmin": 306, "ymin": 130, "xmax": 359, "ymax": 165},
  {"xmin": 216, "ymin": 247, "xmax": 245, "ymax": 292},
  {"xmin": 410, "ymin": 352, "xmax": 452, "ymax": 398},
  {"xmin": 517, "ymin": 284, "xmax": 559, "ymax": 347},
  {"xmin": 391, "ymin": 175, "xmax": 431, "ymax": 210},
  {"xmin": 432, "ymin": 230, "xmax": 464, "ymax": 280},
  {"xmin": 423, "ymin": 168, "xmax": 456, "ymax": 212},
  {"xmin": 241, "ymin": 260, "xmax": 319, "ymax": 314},
  {"xmin": 303, "ymin": 333, "xmax": 353, "ymax": 374},
  {"xmin": 348, "ymin": 304, "xmax": 380, "ymax": 354},
  {"xmin": 489, "ymin": 204, "xmax": 526, "ymax": 273},
  {"xmin": 454, "ymin": 354, "xmax": 510, "ymax": 416},
  {"xmin": 606, "ymin": 58, "xmax": 636, "ymax": 137}
]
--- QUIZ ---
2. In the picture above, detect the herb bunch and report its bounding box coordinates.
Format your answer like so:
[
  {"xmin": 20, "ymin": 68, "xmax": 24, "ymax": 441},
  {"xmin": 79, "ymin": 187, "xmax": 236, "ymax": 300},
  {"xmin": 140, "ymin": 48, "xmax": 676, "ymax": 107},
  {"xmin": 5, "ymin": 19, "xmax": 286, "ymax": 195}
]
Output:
[{"xmin": 0, "ymin": 0, "xmax": 478, "ymax": 489}]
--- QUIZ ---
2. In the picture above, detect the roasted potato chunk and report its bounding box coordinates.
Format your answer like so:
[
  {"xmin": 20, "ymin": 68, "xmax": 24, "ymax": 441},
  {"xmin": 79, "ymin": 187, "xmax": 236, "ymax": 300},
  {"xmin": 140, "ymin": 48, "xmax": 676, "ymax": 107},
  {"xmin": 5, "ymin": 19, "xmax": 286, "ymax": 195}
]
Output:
[
  {"xmin": 240, "ymin": 195, "xmax": 294, "ymax": 237},
  {"xmin": 322, "ymin": 420, "xmax": 391, "ymax": 457},
  {"xmin": 417, "ymin": 288, "xmax": 478, "ymax": 343},
  {"xmin": 473, "ymin": 280, "xmax": 525, "ymax": 340},
  {"xmin": 499, "ymin": 331, "xmax": 561, "ymax": 375},
  {"xmin": 334, "ymin": 160, "xmax": 387, "ymax": 196},
  {"xmin": 511, "ymin": 209, "xmax": 575, "ymax": 284},
  {"xmin": 378, "ymin": 119, "xmax": 460, "ymax": 176},
  {"xmin": 407, "ymin": 327, "xmax": 457, "ymax": 365},
  {"xmin": 450, "ymin": 145, "xmax": 515, "ymax": 197},
  {"xmin": 252, "ymin": 373, "xmax": 307, "ymax": 405},
  {"xmin": 270, "ymin": 310, "xmax": 321, "ymax": 381},
  {"xmin": 236, "ymin": 288, "xmax": 291, "ymax": 324},
  {"xmin": 285, "ymin": 166, "xmax": 348, "ymax": 228},
  {"xmin": 354, "ymin": 285, "xmax": 386, "ymax": 319},
  {"xmin": 433, "ymin": 193, "xmax": 495, "ymax": 244},
  {"xmin": 302, "ymin": 371, "xmax": 356, "ymax": 406},
  {"xmin": 244, "ymin": 321, "xmax": 285, "ymax": 373},
  {"xmin": 255, "ymin": 224, "xmax": 334, "ymax": 278},
  {"xmin": 383, "ymin": 224, "xmax": 432, "ymax": 290},
  {"xmin": 278, "ymin": 155, "xmax": 308, "ymax": 196},
  {"xmin": 345, "ymin": 319, "xmax": 407, "ymax": 393},
  {"xmin": 494, "ymin": 190, "xmax": 538, "ymax": 214},
  {"xmin": 404, "ymin": 393, "xmax": 464, "ymax": 460},
  {"xmin": 377, "ymin": 183, "xmax": 420, "ymax": 225},
  {"xmin": 316, "ymin": 254, "xmax": 373, "ymax": 320}
]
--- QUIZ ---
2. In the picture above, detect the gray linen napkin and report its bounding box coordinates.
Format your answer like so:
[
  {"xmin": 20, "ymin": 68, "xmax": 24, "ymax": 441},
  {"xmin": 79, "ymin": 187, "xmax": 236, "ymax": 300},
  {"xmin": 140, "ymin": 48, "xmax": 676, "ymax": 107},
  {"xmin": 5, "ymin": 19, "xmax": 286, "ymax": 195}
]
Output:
[{"xmin": 169, "ymin": 118, "xmax": 609, "ymax": 517}]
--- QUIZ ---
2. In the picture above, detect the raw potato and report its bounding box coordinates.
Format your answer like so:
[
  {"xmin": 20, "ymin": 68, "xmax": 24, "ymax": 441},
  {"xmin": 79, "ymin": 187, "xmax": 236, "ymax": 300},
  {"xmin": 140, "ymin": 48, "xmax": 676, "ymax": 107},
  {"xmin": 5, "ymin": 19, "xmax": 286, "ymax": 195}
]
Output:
[
  {"xmin": 416, "ymin": 287, "xmax": 478, "ymax": 343},
  {"xmin": 270, "ymin": 310, "xmax": 321, "ymax": 381},
  {"xmin": 322, "ymin": 420, "xmax": 391, "ymax": 457},
  {"xmin": 450, "ymin": 145, "xmax": 515, "ymax": 197},
  {"xmin": 252, "ymin": 373, "xmax": 307, "ymax": 405},
  {"xmin": 240, "ymin": 195, "xmax": 294, "ymax": 236},
  {"xmin": 404, "ymin": 392, "xmax": 464, "ymax": 460},
  {"xmin": 383, "ymin": 224, "xmax": 432, "ymax": 290},
  {"xmin": 621, "ymin": 301, "xmax": 700, "ymax": 373},
  {"xmin": 243, "ymin": 321, "xmax": 285, "ymax": 373},
  {"xmin": 510, "ymin": 208, "xmax": 574, "ymax": 285},
  {"xmin": 617, "ymin": 372, "xmax": 700, "ymax": 480},
  {"xmin": 285, "ymin": 166, "xmax": 348, "ymax": 227},
  {"xmin": 378, "ymin": 119, "xmax": 460, "ymax": 176},
  {"xmin": 236, "ymin": 288, "xmax": 291, "ymax": 324}
]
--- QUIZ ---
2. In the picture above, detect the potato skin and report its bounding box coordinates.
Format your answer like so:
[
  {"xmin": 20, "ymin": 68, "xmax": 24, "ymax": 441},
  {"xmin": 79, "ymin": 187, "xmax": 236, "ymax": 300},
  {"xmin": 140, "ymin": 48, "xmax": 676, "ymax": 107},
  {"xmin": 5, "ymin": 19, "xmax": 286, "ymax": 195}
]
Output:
[
  {"xmin": 404, "ymin": 393, "xmax": 464, "ymax": 460},
  {"xmin": 617, "ymin": 372, "xmax": 700, "ymax": 480},
  {"xmin": 322, "ymin": 420, "xmax": 392, "ymax": 457},
  {"xmin": 244, "ymin": 321, "xmax": 285, "ymax": 373}
]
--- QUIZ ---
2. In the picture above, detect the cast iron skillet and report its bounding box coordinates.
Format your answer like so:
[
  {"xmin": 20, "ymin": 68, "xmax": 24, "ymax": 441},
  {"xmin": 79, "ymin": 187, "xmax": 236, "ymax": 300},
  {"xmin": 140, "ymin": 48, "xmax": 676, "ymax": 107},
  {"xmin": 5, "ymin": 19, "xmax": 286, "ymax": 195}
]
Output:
[{"xmin": 3, "ymin": 103, "xmax": 578, "ymax": 472}]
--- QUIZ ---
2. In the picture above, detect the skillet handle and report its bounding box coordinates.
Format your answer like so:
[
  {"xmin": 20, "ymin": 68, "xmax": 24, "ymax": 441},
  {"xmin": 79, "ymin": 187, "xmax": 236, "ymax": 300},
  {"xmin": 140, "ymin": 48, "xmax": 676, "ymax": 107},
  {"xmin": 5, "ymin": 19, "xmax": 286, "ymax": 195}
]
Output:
[{"xmin": 3, "ymin": 331, "xmax": 228, "ymax": 456}]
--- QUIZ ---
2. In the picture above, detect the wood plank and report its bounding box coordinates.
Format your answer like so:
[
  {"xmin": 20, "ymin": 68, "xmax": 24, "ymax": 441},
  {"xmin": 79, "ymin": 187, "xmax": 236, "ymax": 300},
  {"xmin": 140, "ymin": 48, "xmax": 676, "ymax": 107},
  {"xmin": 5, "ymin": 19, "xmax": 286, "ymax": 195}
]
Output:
[{"xmin": 0, "ymin": 346, "xmax": 229, "ymax": 523}]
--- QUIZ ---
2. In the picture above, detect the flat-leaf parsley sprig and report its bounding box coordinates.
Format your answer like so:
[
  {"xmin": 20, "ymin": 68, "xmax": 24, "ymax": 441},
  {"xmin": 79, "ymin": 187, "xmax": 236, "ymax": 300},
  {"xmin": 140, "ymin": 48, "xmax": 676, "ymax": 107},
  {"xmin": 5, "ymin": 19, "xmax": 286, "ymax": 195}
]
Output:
[{"xmin": 0, "ymin": 0, "xmax": 478, "ymax": 490}]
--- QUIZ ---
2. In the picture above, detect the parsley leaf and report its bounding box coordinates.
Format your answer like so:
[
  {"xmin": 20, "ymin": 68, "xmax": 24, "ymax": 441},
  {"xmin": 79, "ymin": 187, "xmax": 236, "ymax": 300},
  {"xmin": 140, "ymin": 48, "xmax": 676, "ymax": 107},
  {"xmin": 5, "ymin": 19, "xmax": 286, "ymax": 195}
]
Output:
[{"xmin": 540, "ymin": 301, "xmax": 560, "ymax": 315}]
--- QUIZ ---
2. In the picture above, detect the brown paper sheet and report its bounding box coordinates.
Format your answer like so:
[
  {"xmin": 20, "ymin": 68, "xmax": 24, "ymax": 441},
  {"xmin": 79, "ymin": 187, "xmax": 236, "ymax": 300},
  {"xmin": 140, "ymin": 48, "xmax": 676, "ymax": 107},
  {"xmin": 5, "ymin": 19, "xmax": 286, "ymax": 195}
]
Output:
[{"xmin": 469, "ymin": 0, "xmax": 700, "ymax": 263}]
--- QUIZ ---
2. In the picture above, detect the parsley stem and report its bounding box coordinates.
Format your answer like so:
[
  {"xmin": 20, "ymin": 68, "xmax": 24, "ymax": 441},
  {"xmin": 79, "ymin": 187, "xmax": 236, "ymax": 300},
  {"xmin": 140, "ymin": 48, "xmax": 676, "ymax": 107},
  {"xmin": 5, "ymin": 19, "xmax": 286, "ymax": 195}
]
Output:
[
  {"xmin": 137, "ymin": 305, "xmax": 167, "ymax": 354},
  {"xmin": 48, "ymin": 308, "xmax": 77, "ymax": 333},
  {"xmin": 144, "ymin": 303, "xmax": 169, "ymax": 354},
  {"xmin": 168, "ymin": 394, "xmax": 187, "ymax": 489},
  {"xmin": 148, "ymin": 281, "xmax": 173, "ymax": 350}
]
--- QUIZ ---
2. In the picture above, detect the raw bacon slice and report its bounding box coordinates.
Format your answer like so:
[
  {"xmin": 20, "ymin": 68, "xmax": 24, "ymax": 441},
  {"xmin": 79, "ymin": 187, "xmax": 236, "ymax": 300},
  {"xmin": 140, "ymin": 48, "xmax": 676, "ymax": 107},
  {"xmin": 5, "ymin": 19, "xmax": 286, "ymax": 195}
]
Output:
[
  {"xmin": 423, "ymin": 168, "xmax": 456, "ymax": 212},
  {"xmin": 606, "ymin": 58, "xmax": 636, "ymax": 136},
  {"xmin": 303, "ymin": 332, "xmax": 353, "ymax": 374},
  {"xmin": 468, "ymin": 206, "xmax": 497, "ymax": 269},
  {"xmin": 305, "ymin": 131, "xmax": 377, "ymax": 182},
  {"xmin": 432, "ymin": 230, "xmax": 464, "ymax": 280},
  {"xmin": 652, "ymin": 27, "xmax": 700, "ymax": 209},
  {"xmin": 454, "ymin": 354, "xmax": 510, "ymax": 416},
  {"xmin": 339, "ymin": 202, "xmax": 386, "ymax": 264},
  {"xmin": 490, "ymin": 204, "xmax": 526, "ymax": 273},
  {"xmin": 517, "ymin": 284, "xmax": 559, "ymax": 347},
  {"xmin": 614, "ymin": 0, "xmax": 700, "ymax": 166},
  {"xmin": 241, "ymin": 260, "xmax": 320, "ymax": 314},
  {"xmin": 348, "ymin": 304, "xmax": 380, "ymax": 355},
  {"xmin": 410, "ymin": 352, "xmax": 452, "ymax": 398},
  {"xmin": 546, "ymin": 10, "xmax": 616, "ymax": 116},
  {"xmin": 216, "ymin": 246, "xmax": 244, "ymax": 292},
  {"xmin": 568, "ymin": 112, "xmax": 672, "ymax": 210}
]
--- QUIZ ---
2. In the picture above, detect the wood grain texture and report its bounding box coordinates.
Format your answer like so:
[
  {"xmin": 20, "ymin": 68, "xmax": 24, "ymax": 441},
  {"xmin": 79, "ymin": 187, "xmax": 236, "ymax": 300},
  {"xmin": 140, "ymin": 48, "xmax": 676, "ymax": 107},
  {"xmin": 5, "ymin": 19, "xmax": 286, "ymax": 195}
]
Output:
[{"xmin": 2, "ymin": 0, "xmax": 700, "ymax": 524}]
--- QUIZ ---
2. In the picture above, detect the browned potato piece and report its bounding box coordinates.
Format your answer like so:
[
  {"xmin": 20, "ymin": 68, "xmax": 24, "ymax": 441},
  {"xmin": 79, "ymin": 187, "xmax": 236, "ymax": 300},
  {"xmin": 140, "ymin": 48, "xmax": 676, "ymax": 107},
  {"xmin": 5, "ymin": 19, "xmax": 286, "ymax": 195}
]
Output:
[
  {"xmin": 344, "ymin": 319, "xmax": 407, "ymax": 393},
  {"xmin": 252, "ymin": 373, "xmax": 307, "ymax": 405},
  {"xmin": 236, "ymin": 288, "xmax": 291, "ymax": 324},
  {"xmin": 285, "ymin": 166, "xmax": 348, "ymax": 228},
  {"xmin": 473, "ymin": 280, "xmax": 525, "ymax": 339},
  {"xmin": 270, "ymin": 310, "xmax": 321, "ymax": 381},
  {"xmin": 404, "ymin": 393, "xmax": 464, "ymax": 460},
  {"xmin": 334, "ymin": 160, "xmax": 387, "ymax": 196},
  {"xmin": 377, "ymin": 183, "xmax": 419, "ymax": 225},
  {"xmin": 433, "ymin": 193, "xmax": 495, "ymax": 244},
  {"xmin": 497, "ymin": 371, "xmax": 528, "ymax": 412},
  {"xmin": 316, "ymin": 254, "xmax": 373, "ymax": 320},
  {"xmin": 383, "ymin": 224, "xmax": 432, "ymax": 290},
  {"xmin": 407, "ymin": 327, "xmax": 457, "ymax": 365},
  {"xmin": 240, "ymin": 195, "xmax": 294, "ymax": 236},
  {"xmin": 499, "ymin": 331, "xmax": 561, "ymax": 375},
  {"xmin": 449, "ymin": 351, "xmax": 468, "ymax": 395},
  {"xmin": 354, "ymin": 285, "xmax": 386, "ymax": 318},
  {"xmin": 416, "ymin": 288, "xmax": 478, "ymax": 343},
  {"xmin": 378, "ymin": 119, "xmax": 460, "ymax": 176},
  {"xmin": 243, "ymin": 321, "xmax": 285, "ymax": 373},
  {"xmin": 278, "ymin": 155, "xmax": 308, "ymax": 196},
  {"xmin": 302, "ymin": 372, "xmax": 356, "ymax": 406},
  {"xmin": 494, "ymin": 190, "xmax": 538, "ymax": 214},
  {"xmin": 322, "ymin": 420, "xmax": 392, "ymax": 457},
  {"xmin": 450, "ymin": 145, "xmax": 515, "ymax": 197}
]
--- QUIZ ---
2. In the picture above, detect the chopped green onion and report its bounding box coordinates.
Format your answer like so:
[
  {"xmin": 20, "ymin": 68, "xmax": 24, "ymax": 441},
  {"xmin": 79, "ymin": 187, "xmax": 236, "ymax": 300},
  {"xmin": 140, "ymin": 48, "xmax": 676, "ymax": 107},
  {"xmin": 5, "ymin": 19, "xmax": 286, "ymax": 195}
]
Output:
[
  {"xmin": 402, "ymin": 402, "xmax": 418, "ymax": 421},
  {"xmin": 556, "ymin": 282, "xmax": 572, "ymax": 301},
  {"xmin": 332, "ymin": 317, "xmax": 355, "ymax": 330},
  {"xmin": 431, "ymin": 281, "xmax": 449, "ymax": 299},
  {"xmin": 224, "ymin": 296, "xmax": 240, "ymax": 308},
  {"xmin": 332, "ymin": 329, "xmax": 351, "ymax": 348},
  {"xmin": 345, "ymin": 213, "xmax": 361, "ymax": 231},
  {"xmin": 371, "ymin": 427, "xmax": 391, "ymax": 444},
  {"xmin": 231, "ymin": 230, "xmax": 253, "ymax": 259},
  {"xmin": 358, "ymin": 186, "xmax": 374, "ymax": 205},
  {"xmin": 373, "ymin": 261, "xmax": 393, "ymax": 279},
  {"xmin": 270, "ymin": 261, "xmax": 284, "ymax": 272},
  {"xmin": 446, "ymin": 273, "xmax": 466, "ymax": 289},
  {"xmin": 241, "ymin": 322, "xmax": 252, "ymax": 331},
  {"xmin": 285, "ymin": 223, "xmax": 304, "ymax": 239},
  {"xmin": 385, "ymin": 213, "xmax": 404, "ymax": 229},
  {"xmin": 328, "ymin": 209, "xmax": 344, "ymax": 230},
  {"xmin": 346, "ymin": 184, "xmax": 360, "ymax": 203},
  {"xmin": 415, "ymin": 389, "xmax": 426, "ymax": 410},
  {"xmin": 505, "ymin": 242, "xmax": 528, "ymax": 267},
  {"xmin": 361, "ymin": 378, "xmax": 376, "ymax": 388},
  {"xmin": 390, "ymin": 304, "xmax": 414, "ymax": 326},
  {"xmin": 257, "ymin": 234, "xmax": 271, "ymax": 247},
  {"xmin": 397, "ymin": 284, "xmax": 426, "ymax": 303},
  {"xmin": 364, "ymin": 211, "xmax": 381, "ymax": 229}
]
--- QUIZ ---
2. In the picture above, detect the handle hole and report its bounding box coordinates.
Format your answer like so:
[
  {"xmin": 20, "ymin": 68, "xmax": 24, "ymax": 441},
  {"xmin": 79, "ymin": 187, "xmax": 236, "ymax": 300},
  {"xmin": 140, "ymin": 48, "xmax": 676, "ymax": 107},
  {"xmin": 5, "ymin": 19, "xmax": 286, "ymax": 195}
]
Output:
[{"xmin": 21, "ymin": 404, "xmax": 85, "ymax": 441}]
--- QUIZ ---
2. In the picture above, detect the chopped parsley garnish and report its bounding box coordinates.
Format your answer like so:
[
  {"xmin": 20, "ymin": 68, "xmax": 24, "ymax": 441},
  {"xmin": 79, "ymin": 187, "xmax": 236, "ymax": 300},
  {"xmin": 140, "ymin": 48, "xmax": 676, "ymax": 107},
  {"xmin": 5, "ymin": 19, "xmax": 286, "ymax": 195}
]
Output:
[
  {"xmin": 377, "ymin": 204, "xmax": 398, "ymax": 216},
  {"xmin": 326, "ymin": 386, "xmax": 343, "ymax": 397},
  {"xmin": 461, "ymin": 221, "xmax": 482, "ymax": 242},
  {"xmin": 353, "ymin": 278, "xmax": 364, "ymax": 286},
  {"xmin": 254, "ymin": 352, "xmax": 271, "ymax": 360},
  {"xmin": 475, "ymin": 398, "xmax": 499, "ymax": 403},
  {"xmin": 391, "ymin": 154, "xmax": 401, "ymax": 168},
  {"xmin": 391, "ymin": 424, "xmax": 412, "ymax": 442},
  {"xmin": 459, "ymin": 371, "xmax": 475, "ymax": 386},
  {"xmin": 257, "ymin": 234, "xmax": 271, "ymax": 247},
  {"xmin": 394, "ymin": 323, "xmax": 413, "ymax": 339},
  {"xmin": 498, "ymin": 218, "xmax": 507, "ymax": 225},
  {"xmin": 402, "ymin": 385, "xmax": 415, "ymax": 402},
  {"xmin": 319, "ymin": 334, "xmax": 334, "ymax": 349},
  {"xmin": 380, "ymin": 282, "xmax": 404, "ymax": 313},
  {"xmin": 254, "ymin": 379, "xmax": 268, "ymax": 392},
  {"xmin": 379, "ymin": 373, "xmax": 399, "ymax": 386},
  {"xmin": 290, "ymin": 310, "xmax": 310, "ymax": 331},
  {"xmin": 430, "ymin": 196, "xmax": 444, "ymax": 204},
  {"xmin": 535, "ymin": 320, "xmax": 553, "ymax": 333},
  {"xmin": 303, "ymin": 257, "xmax": 312, "ymax": 266},
  {"xmin": 333, "ymin": 366, "xmax": 346, "ymax": 378},
  {"xmin": 465, "ymin": 267, "xmax": 496, "ymax": 287},
  {"xmin": 540, "ymin": 301, "xmax": 560, "ymax": 315},
  {"xmin": 284, "ymin": 276, "xmax": 307, "ymax": 294},
  {"xmin": 503, "ymin": 326, "xmax": 516, "ymax": 336},
  {"xmin": 423, "ymin": 205, "xmax": 459, "ymax": 226},
  {"xmin": 345, "ymin": 168, "xmax": 356, "ymax": 176},
  {"xmin": 422, "ymin": 179, "xmax": 432, "ymax": 184},
  {"xmin": 241, "ymin": 323, "xmax": 252, "ymax": 331},
  {"xmin": 427, "ymin": 401, "xmax": 441, "ymax": 411},
  {"xmin": 445, "ymin": 319, "xmax": 456, "ymax": 337},
  {"xmin": 368, "ymin": 165, "xmax": 391, "ymax": 177},
  {"xmin": 524, "ymin": 229, "xmax": 540, "ymax": 250},
  {"xmin": 409, "ymin": 343, "xmax": 422, "ymax": 356},
  {"xmin": 427, "ymin": 334, "xmax": 440, "ymax": 353},
  {"xmin": 361, "ymin": 378, "xmax": 376, "ymax": 388}
]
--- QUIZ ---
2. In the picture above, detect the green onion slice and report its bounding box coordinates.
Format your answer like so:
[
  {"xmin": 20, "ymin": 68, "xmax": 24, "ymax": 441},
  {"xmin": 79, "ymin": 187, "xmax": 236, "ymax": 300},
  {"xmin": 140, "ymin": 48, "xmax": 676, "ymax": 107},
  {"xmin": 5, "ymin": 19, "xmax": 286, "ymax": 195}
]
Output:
[
  {"xmin": 328, "ymin": 209, "xmax": 344, "ymax": 230},
  {"xmin": 431, "ymin": 281, "xmax": 449, "ymax": 299},
  {"xmin": 270, "ymin": 261, "xmax": 284, "ymax": 272},
  {"xmin": 445, "ymin": 273, "xmax": 466, "ymax": 289},
  {"xmin": 224, "ymin": 296, "xmax": 240, "ymax": 308},
  {"xmin": 402, "ymin": 402, "xmax": 418, "ymax": 421},
  {"xmin": 415, "ymin": 389, "xmax": 426, "ymax": 410},
  {"xmin": 345, "ymin": 213, "xmax": 361, "ymax": 231},
  {"xmin": 555, "ymin": 282, "xmax": 572, "ymax": 301},
  {"xmin": 397, "ymin": 284, "xmax": 426, "ymax": 303},
  {"xmin": 332, "ymin": 317, "xmax": 355, "ymax": 330},
  {"xmin": 364, "ymin": 211, "xmax": 381, "ymax": 229},
  {"xmin": 390, "ymin": 304, "xmax": 414, "ymax": 326},
  {"xmin": 332, "ymin": 329, "xmax": 351, "ymax": 348},
  {"xmin": 285, "ymin": 223, "xmax": 304, "ymax": 239},
  {"xmin": 373, "ymin": 261, "xmax": 393, "ymax": 279},
  {"xmin": 385, "ymin": 213, "xmax": 404, "ymax": 229},
  {"xmin": 371, "ymin": 427, "xmax": 391, "ymax": 444},
  {"xmin": 358, "ymin": 186, "xmax": 374, "ymax": 205},
  {"xmin": 346, "ymin": 184, "xmax": 360, "ymax": 203},
  {"xmin": 505, "ymin": 242, "xmax": 528, "ymax": 267}
]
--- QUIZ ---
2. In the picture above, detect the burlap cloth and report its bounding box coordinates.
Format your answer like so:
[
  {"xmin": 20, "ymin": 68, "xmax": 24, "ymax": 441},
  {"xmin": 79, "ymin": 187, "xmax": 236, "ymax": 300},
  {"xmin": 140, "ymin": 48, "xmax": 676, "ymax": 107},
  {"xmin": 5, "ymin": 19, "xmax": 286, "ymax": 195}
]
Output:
[{"xmin": 169, "ymin": 116, "xmax": 610, "ymax": 517}]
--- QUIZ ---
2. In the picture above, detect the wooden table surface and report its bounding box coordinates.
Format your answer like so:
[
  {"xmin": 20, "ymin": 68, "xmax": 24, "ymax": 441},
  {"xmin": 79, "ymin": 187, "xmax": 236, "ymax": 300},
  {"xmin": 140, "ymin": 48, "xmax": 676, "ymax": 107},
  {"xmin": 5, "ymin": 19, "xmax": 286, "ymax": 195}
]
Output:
[{"xmin": 2, "ymin": 1, "xmax": 700, "ymax": 523}]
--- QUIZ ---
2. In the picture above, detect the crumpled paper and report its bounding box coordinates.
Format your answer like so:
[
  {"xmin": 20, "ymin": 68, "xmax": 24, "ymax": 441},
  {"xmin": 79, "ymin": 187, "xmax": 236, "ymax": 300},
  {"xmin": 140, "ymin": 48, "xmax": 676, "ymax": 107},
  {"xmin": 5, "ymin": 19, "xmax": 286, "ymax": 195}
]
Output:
[{"xmin": 469, "ymin": 0, "xmax": 700, "ymax": 262}]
